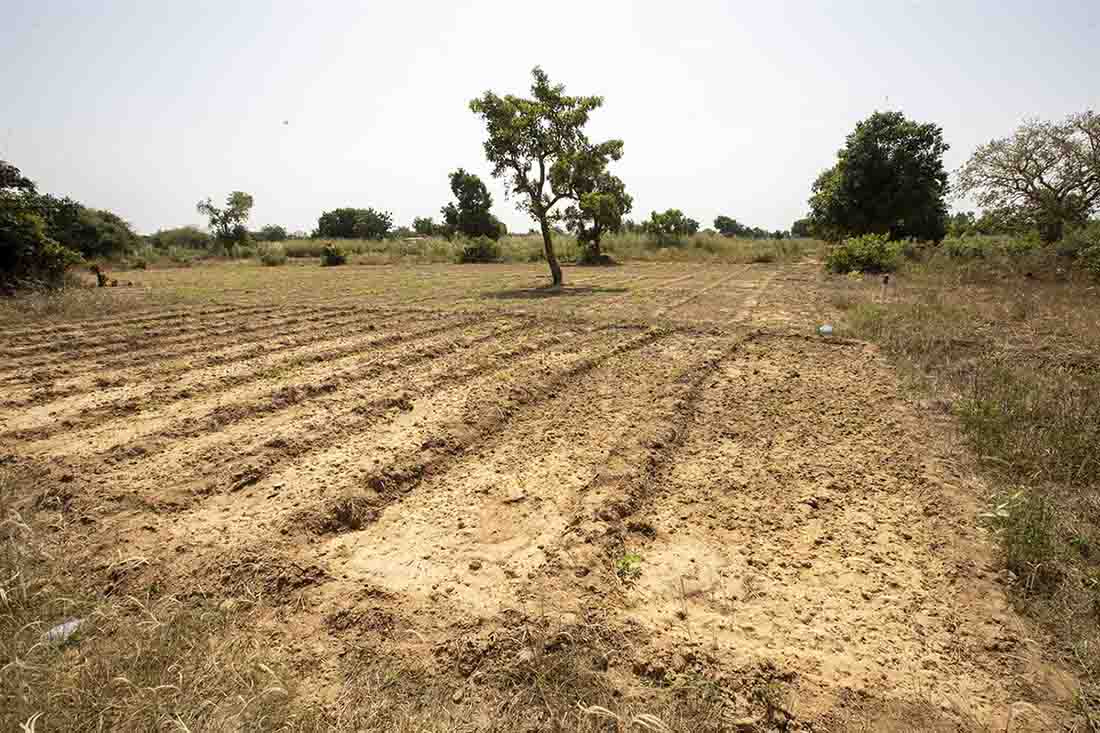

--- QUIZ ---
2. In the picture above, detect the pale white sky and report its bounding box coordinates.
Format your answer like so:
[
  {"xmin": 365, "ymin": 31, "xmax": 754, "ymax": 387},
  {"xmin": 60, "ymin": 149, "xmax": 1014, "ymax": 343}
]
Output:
[{"xmin": 3, "ymin": 1, "xmax": 1098, "ymax": 235}]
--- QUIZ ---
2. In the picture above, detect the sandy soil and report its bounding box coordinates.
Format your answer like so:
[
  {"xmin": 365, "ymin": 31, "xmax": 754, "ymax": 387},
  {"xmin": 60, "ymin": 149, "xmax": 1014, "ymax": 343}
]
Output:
[{"xmin": 0, "ymin": 261, "xmax": 1078, "ymax": 730}]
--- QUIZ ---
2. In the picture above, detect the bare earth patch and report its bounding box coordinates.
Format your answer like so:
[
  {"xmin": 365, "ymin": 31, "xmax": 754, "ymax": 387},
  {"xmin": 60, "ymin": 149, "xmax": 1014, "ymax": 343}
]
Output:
[{"xmin": 0, "ymin": 261, "xmax": 1080, "ymax": 731}]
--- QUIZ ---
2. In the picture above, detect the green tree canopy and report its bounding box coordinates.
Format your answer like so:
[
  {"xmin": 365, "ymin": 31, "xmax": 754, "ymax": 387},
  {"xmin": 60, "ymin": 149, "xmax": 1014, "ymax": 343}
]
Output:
[
  {"xmin": 440, "ymin": 169, "xmax": 503, "ymax": 240},
  {"xmin": 644, "ymin": 209, "xmax": 699, "ymax": 245},
  {"xmin": 1, "ymin": 160, "xmax": 83, "ymax": 291},
  {"xmin": 809, "ymin": 110, "xmax": 949, "ymax": 242},
  {"xmin": 196, "ymin": 191, "xmax": 254, "ymax": 243},
  {"xmin": 412, "ymin": 216, "xmax": 438, "ymax": 236},
  {"xmin": 470, "ymin": 66, "xmax": 623, "ymax": 285},
  {"xmin": 957, "ymin": 111, "xmax": 1100, "ymax": 243},
  {"xmin": 256, "ymin": 225, "xmax": 288, "ymax": 242},
  {"xmin": 314, "ymin": 207, "xmax": 392, "ymax": 239}
]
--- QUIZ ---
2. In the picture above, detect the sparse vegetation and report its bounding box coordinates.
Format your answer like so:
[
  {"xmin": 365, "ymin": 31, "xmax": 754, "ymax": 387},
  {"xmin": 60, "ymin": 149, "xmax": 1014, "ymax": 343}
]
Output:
[{"xmin": 842, "ymin": 248, "xmax": 1100, "ymax": 718}]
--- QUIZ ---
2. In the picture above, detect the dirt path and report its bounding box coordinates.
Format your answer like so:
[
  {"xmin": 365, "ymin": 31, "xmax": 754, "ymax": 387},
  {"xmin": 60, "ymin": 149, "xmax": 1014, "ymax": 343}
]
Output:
[{"xmin": 2, "ymin": 262, "xmax": 1077, "ymax": 731}]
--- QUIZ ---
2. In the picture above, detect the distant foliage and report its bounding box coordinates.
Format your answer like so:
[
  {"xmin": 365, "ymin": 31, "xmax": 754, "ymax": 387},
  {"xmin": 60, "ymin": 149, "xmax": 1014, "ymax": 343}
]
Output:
[
  {"xmin": 412, "ymin": 217, "xmax": 438, "ymax": 236},
  {"xmin": 149, "ymin": 226, "xmax": 213, "ymax": 250},
  {"xmin": 196, "ymin": 191, "xmax": 254, "ymax": 244},
  {"xmin": 1, "ymin": 160, "xmax": 84, "ymax": 291},
  {"xmin": 790, "ymin": 217, "xmax": 814, "ymax": 238},
  {"xmin": 644, "ymin": 209, "xmax": 699, "ymax": 246},
  {"xmin": 320, "ymin": 243, "xmax": 347, "ymax": 266},
  {"xmin": 458, "ymin": 235, "xmax": 501, "ymax": 263},
  {"xmin": 1064, "ymin": 221, "xmax": 1100, "ymax": 278},
  {"xmin": 256, "ymin": 225, "xmax": 288, "ymax": 242},
  {"xmin": 958, "ymin": 112, "xmax": 1100, "ymax": 243},
  {"xmin": 714, "ymin": 215, "xmax": 780, "ymax": 239},
  {"xmin": 440, "ymin": 169, "xmax": 504, "ymax": 241},
  {"xmin": 315, "ymin": 208, "xmax": 392, "ymax": 240},
  {"xmin": 824, "ymin": 233, "xmax": 901, "ymax": 273},
  {"xmin": 810, "ymin": 111, "xmax": 949, "ymax": 242}
]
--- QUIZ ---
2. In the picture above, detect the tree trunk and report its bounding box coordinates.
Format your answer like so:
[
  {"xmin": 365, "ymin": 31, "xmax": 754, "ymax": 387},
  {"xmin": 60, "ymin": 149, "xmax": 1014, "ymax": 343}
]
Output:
[{"xmin": 539, "ymin": 219, "xmax": 563, "ymax": 286}]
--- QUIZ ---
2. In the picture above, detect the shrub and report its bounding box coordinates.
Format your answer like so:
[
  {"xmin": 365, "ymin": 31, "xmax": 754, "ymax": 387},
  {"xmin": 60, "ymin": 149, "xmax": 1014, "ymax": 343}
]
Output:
[
  {"xmin": 458, "ymin": 235, "xmax": 501, "ymax": 263},
  {"xmin": 824, "ymin": 233, "xmax": 901, "ymax": 273},
  {"xmin": 0, "ymin": 208, "xmax": 84, "ymax": 291},
  {"xmin": 1062, "ymin": 222, "xmax": 1100, "ymax": 278},
  {"xmin": 942, "ymin": 237, "xmax": 986, "ymax": 258},
  {"xmin": 320, "ymin": 243, "xmax": 347, "ymax": 266},
  {"xmin": 149, "ymin": 226, "xmax": 212, "ymax": 251},
  {"xmin": 258, "ymin": 243, "xmax": 287, "ymax": 266}
]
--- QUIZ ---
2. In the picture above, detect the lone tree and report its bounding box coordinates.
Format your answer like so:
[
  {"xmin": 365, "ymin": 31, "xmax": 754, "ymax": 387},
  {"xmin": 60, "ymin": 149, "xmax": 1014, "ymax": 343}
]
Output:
[
  {"xmin": 197, "ymin": 191, "xmax": 254, "ymax": 243},
  {"xmin": 440, "ymin": 168, "xmax": 503, "ymax": 240},
  {"xmin": 957, "ymin": 111, "xmax": 1100, "ymax": 243},
  {"xmin": 470, "ymin": 67, "xmax": 624, "ymax": 286},
  {"xmin": 809, "ymin": 111, "xmax": 949, "ymax": 242}
]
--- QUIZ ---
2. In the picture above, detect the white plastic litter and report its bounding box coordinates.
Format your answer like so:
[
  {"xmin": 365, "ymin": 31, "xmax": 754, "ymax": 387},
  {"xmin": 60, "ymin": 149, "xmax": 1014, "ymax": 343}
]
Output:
[
  {"xmin": 44, "ymin": 618, "xmax": 83, "ymax": 644},
  {"xmin": 818, "ymin": 324, "xmax": 834, "ymax": 336}
]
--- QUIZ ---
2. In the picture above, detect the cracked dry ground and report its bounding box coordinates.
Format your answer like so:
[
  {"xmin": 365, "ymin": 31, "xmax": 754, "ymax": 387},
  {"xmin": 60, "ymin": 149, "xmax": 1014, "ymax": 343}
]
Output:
[{"xmin": 0, "ymin": 262, "xmax": 1080, "ymax": 730}]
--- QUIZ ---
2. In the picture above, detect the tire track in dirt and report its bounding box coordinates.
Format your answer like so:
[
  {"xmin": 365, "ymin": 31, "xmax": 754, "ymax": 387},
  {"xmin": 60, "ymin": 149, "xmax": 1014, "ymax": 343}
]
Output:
[
  {"xmin": 19, "ymin": 316, "xmax": 519, "ymax": 458},
  {"xmin": 0, "ymin": 303, "xmax": 290, "ymax": 359},
  {"xmin": 1, "ymin": 313, "xmax": 483, "ymax": 440},
  {"xmin": 90, "ymin": 323, "xmax": 629, "ymax": 521}
]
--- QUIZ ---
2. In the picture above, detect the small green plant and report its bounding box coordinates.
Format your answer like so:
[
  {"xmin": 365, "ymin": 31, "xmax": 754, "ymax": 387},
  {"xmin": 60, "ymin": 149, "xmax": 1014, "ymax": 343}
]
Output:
[
  {"xmin": 615, "ymin": 551, "xmax": 643, "ymax": 582},
  {"xmin": 458, "ymin": 235, "xmax": 501, "ymax": 263},
  {"xmin": 824, "ymin": 233, "xmax": 901, "ymax": 273},
  {"xmin": 320, "ymin": 243, "xmax": 347, "ymax": 266},
  {"xmin": 258, "ymin": 243, "xmax": 288, "ymax": 266},
  {"xmin": 981, "ymin": 491, "xmax": 1062, "ymax": 593}
]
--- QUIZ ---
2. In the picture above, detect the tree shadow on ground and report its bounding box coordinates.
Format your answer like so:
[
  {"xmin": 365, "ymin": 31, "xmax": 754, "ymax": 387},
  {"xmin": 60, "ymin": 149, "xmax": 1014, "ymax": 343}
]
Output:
[{"xmin": 482, "ymin": 285, "xmax": 629, "ymax": 300}]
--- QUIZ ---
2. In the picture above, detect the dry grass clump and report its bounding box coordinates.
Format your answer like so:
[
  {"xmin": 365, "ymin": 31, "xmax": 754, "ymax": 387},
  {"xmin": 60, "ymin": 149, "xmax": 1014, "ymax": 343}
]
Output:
[
  {"xmin": 839, "ymin": 254, "xmax": 1100, "ymax": 726},
  {"xmin": 0, "ymin": 470, "xmax": 301, "ymax": 732}
]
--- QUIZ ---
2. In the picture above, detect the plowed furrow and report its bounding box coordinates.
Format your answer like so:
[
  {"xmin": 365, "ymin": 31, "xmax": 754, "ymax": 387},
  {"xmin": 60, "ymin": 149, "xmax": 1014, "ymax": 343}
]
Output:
[
  {"xmin": 1, "ymin": 313, "xmax": 483, "ymax": 440},
  {"xmin": 96, "ymin": 323, "xmax": 617, "ymax": 516},
  {"xmin": 310, "ymin": 332, "xmax": 732, "ymax": 615},
  {"xmin": 0, "ymin": 309, "xmax": 443, "ymax": 410},
  {"xmin": 0, "ymin": 303, "xmax": 256, "ymax": 343},
  {"xmin": 0, "ymin": 304, "xmax": 342, "ymax": 374},
  {"xmin": 656, "ymin": 266, "xmax": 750, "ymax": 315},
  {"xmin": 20, "ymin": 316, "xmax": 516, "ymax": 458},
  {"xmin": 0, "ymin": 305, "xmax": 367, "ymax": 386},
  {"xmin": 0, "ymin": 303, "xmax": 290, "ymax": 359}
]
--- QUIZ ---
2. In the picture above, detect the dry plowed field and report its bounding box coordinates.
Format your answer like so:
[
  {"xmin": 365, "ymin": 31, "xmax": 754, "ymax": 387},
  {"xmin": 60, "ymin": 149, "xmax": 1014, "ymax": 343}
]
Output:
[{"xmin": 1, "ymin": 262, "xmax": 1077, "ymax": 730}]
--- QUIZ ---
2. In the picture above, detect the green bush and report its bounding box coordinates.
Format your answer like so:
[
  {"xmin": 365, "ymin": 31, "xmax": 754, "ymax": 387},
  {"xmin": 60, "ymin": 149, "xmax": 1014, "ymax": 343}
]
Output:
[
  {"xmin": 0, "ymin": 208, "xmax": 83, "ymax": 291},
  {"xmin": 149, "ymin": 226, "xmax": 212, "ymax": 251},
  {"xmin": 1062, "ymin": 222, "xmax": 1100, "ymax": 278},
  {"xmin": 320, "ymin": 243, "xmax": 347, "ymax": 266},
  {"xmin": 942, "ymin": 237, "xmax": 986, "ymax": 258},
  {"xmin": 824, "ymin": 233, "xmax": 901, "ymax": 273},
  {"xmin": 458, "ymin": 235, "xmax": 501, "ymax": 263},
  {"xmin": 258, "ymin": 243, "xmax": 288, "ymax": 266},
  {"xmin": 256, "ymin": 225, "xmax": 288, "ymax": 242}
]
